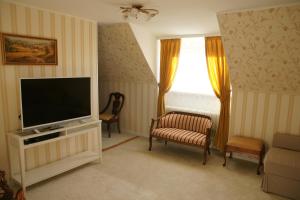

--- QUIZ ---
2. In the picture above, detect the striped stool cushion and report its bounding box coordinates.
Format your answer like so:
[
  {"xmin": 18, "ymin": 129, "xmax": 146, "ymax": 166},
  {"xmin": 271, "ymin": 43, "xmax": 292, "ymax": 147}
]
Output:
[
  {"xmin": 152, "ymin": 128, "xmax": 207, "ymax": 146},
  {"xmin": 157, "ymin": 113, "xmax": 212, "ymax": 134}
]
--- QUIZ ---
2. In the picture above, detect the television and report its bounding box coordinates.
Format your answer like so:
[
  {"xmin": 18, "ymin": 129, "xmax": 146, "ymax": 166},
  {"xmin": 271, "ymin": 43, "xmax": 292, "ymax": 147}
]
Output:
[{"xmin": 20, "ymin": 77, "xmax": 91, "ymax": 131}]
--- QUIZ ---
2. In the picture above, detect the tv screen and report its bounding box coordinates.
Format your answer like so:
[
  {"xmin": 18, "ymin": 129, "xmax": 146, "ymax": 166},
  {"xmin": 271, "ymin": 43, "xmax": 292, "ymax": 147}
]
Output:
[{"xmin": 20, "ymin": 77, "xmax": 91, "ymax": 130}]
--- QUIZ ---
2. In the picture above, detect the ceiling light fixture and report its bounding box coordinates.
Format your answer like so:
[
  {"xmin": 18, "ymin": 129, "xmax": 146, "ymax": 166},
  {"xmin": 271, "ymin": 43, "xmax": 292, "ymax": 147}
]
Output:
[{"xmin": 120, "ymin": 4, "xmax": 159, "ymax": 22}]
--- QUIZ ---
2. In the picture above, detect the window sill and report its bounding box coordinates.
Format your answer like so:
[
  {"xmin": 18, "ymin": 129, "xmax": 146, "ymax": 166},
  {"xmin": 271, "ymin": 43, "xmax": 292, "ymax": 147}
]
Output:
[{"xmin": 165, "ymin": 91, "xmax": 220, "ymax": 114}]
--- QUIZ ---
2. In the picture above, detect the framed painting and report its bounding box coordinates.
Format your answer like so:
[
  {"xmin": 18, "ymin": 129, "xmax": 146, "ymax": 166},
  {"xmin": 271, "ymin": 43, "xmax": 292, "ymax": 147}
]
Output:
[{"xmin": 1, "ymin": 33, "xmax": 57, "ymax": 65}]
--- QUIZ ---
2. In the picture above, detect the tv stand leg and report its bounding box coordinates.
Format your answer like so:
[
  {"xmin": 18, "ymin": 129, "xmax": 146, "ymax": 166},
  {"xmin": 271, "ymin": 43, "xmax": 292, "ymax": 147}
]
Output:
[{"xmin": 18, "ymin": 138, "xmax": 26, "ymax": 197}]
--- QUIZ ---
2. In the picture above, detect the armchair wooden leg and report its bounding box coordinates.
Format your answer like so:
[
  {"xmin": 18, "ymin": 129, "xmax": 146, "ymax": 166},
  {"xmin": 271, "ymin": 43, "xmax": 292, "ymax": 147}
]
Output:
[
  {"xmin": 203, "ymin": 149, "xmax": 207, "ymax": 165},
  {"xmin": 149, "ymin": 136, "xmax": 152, "ymax": 151},
  {"xmin": 107, "ymin": 123, "xmax": 111, "ymax": 138},
  {"xmin": 208, "ymin": 139, "xmax": 211, "ymax": 155}
]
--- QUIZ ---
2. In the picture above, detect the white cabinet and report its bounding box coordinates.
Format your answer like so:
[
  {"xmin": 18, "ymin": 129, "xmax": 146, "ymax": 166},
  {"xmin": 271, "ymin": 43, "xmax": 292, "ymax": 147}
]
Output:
[{"xmin": 6, "ymin": 120, "xmax": 102, "ymax": 196}]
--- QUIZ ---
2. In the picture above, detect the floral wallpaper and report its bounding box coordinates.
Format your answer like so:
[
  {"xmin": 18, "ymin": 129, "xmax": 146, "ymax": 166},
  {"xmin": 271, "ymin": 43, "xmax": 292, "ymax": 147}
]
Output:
[
  {"xmin": 218, "ymin": 4, "xmax": 300, "ymax": 93},
  {"xmin": 98, "ymin": 23, "xmax": 157, "ymax": 84},
  {"xmin": 98, "ymin": 23, "xmax": 158, "ymax": 137}
]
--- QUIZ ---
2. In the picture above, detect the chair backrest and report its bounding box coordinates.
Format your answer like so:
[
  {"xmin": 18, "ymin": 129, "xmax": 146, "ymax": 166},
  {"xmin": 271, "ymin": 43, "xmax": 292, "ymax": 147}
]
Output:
[
  {"xmin": 100, "ymin": 92, "xmax": 125, "ymax": 116},
  {"xmin": 157, "ymin": 111, "xmax": 212, "ymax": 134},
  {"xmin": 111, "ymin": 92, "xmax": 125, "ymax": 115}
]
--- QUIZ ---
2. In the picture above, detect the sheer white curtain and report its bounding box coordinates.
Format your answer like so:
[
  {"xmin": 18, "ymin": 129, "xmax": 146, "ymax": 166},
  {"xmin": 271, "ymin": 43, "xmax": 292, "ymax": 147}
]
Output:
[{"xmin": 165, "ymin": 37, "xmax": 220, "ymax": 114}]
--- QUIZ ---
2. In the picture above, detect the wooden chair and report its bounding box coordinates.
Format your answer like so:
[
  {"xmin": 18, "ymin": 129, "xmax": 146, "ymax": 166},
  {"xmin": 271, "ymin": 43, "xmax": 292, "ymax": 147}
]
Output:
[{"xmin": 99, "ymin": 92, "xmax": 125, "ymax": 138}]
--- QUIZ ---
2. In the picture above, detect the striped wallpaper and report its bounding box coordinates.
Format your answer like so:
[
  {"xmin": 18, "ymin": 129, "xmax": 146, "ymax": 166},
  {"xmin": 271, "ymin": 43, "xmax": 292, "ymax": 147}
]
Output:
[
  {"xmin": 98, "ymin": 23, "xmax": 158, "ymax": 137},
  {"xmin": 230, "ymin": 87, "xmax": 300, "ymax": 148},
  {"xmin": 99, "ymin": 80, "xmax": 157, "ymax": 137},
  {"xmin": 218, "ymin": 5, "xmax": 300, "ymax": 149},
  {"xmin": 0, "ymin": 1, "xmax": 98, "ymax": 172}
]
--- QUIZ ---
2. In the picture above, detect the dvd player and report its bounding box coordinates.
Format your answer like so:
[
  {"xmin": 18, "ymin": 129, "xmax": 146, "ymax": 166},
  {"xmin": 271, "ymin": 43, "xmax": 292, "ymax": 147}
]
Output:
[{"xmin": 24, "ymin": 132, "xmax": 60, "ymax": 145}]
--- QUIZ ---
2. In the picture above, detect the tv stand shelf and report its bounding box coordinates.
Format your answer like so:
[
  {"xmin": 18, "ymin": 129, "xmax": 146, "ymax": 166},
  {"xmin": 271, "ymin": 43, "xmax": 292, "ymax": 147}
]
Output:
[{"xmin": 6, "ymin": 120, "xmax": 102, "ymax": 196}]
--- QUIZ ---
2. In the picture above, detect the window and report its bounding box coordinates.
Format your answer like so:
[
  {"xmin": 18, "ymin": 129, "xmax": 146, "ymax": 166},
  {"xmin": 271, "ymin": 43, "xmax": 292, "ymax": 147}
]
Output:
[
  {"xmin": 156, "ymin": 37, "xmax": 220, "ymax": 114},
  {"xmin": 170, "ymin": 37, "xmax": 214, "ymax": 96}
]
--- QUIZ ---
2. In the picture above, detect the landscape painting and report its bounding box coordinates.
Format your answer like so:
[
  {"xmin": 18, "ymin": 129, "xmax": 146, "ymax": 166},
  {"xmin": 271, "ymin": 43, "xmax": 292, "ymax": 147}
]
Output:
[{"xmin": 1, "ymin": 33, "xmax": 57, "ymax": 65}]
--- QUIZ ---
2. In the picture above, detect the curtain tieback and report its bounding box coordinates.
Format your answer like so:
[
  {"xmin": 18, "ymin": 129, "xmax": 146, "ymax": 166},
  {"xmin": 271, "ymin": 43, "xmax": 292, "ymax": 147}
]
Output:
[{"xmin": 219, "ymin": 91, "xmax": 230, "ymax": 102}]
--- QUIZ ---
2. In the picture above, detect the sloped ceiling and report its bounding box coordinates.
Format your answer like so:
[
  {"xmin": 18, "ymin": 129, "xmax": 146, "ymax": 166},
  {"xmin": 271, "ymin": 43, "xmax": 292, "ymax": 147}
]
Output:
[
  {"xmin": 129, "ymin": 23, "xmax": 157, "ymax": 77},
  {"xmin": 98, "ymin": 23, "xmax": 157, "ymax": 83},
  {"xmin": 218, "ymin": 4, "xmax": 300, "ymax": 93}
]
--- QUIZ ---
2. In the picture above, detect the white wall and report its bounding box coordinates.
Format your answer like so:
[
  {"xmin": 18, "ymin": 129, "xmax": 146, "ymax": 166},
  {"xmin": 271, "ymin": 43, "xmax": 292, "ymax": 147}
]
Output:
[{"xmin": 129, "ymin": 23, "xmax": 157, "ymax": 79}]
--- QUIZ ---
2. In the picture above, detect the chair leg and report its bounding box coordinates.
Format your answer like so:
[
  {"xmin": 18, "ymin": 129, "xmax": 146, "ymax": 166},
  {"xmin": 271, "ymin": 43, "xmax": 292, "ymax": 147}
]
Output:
[
  {"xmin": 107, "ymin": 123, "xmax": 111, "ymax": 138},
  {"xmin": 117, "ymin": 119, "xmax": 121, "ymax": 134},
  {"xmin": 223, "ymin": 146, "xmax": 227, "ymax": 167},
  {"xmin": 149, "ymin": 136, "xmax": 152, "ymax": 151},
  {"xmin": 208, "ymin": 139, "xmax": 211, "ymax": 155},
  {"xmin": 229, "ymin": 152, "xmax": 233, "ymax": 159},
  {"xmin": 223, "ymin": 153, "xmax": 227, "ymax": 167},
  {"xmin": 257, "ymin": 159, "xmax": 261, "ymax": 175},
  {"xmin": 165, "ymin": 141, "xmax": 167, "ymax": 146},
  {"xmin": 257, "ymin": 145, "xmax": 265, "ymax": 175}
]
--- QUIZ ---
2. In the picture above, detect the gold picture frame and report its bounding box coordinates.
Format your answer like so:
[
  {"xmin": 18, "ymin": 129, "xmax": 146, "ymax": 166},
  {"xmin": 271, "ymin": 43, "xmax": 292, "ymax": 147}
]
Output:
[{"xmin": 1, "ymin": 33, "xmax": 57, "ymax": 65}]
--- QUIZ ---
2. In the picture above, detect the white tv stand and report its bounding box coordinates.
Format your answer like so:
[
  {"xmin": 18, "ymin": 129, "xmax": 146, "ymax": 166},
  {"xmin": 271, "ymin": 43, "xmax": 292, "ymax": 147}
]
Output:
[{"xmin": 6, "ymin": 119, "xmax": 102, "ymax": 196}]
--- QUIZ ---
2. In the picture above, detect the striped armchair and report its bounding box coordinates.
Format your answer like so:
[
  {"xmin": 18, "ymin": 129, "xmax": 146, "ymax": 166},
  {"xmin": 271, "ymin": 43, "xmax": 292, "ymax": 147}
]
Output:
[{"xmin": 149, "ymin": 111, "xmax": 213, "ymax": 164}]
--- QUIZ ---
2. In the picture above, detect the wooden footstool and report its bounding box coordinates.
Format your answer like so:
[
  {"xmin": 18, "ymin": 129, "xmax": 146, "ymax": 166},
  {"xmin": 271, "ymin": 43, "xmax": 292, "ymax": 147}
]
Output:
[{"xmin": 223, "ymin": 135, "xmax": 265, "ymax": 175}]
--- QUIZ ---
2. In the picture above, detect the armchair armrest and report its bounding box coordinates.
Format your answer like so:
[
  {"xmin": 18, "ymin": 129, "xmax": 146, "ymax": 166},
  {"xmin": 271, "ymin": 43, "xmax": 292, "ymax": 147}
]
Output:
[
  {"xmin": 272, "ymin": 133, "xmax": 300, "ymax": 151},
  {"xmin": 205, "ymin": 127, "xmax": 212, "ymax": 136},
  {"xmin": 149, "ymin": 114, "xmax": 168, "ymax": 135}
]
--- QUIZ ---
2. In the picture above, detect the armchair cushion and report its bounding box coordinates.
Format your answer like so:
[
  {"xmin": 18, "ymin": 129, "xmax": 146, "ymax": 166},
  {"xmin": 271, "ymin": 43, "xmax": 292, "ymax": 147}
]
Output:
[{"xmin": 264, "ymin": 147, "xmax": 300, "ymax": 181}]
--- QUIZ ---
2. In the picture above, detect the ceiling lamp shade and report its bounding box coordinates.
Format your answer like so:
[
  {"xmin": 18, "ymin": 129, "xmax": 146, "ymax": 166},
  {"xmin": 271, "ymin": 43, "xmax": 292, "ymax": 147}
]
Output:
[{"xmin": 121, "ymin": 4, "xmax": 159, "ymax": 22}]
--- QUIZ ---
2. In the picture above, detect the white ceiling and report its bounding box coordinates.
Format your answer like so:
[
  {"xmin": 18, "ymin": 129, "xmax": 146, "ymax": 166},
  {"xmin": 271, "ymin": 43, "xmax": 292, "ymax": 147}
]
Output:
[{"xmin": 14, "ymin": 0, "xmax": 300, "ymax": 37}]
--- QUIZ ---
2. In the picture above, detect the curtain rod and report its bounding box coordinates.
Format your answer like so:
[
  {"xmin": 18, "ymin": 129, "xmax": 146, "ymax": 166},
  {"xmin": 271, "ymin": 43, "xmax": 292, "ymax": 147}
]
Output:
[{"xmin": 157, "ymin": 33, "xmax": 220, "ymax": 40}]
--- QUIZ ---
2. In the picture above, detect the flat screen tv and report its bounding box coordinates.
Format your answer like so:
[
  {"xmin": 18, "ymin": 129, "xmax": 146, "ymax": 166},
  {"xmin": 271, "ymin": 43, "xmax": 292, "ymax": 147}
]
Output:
[{"xmin": 20, "ymin": 77, "xmax": 91, "ymax": 131}]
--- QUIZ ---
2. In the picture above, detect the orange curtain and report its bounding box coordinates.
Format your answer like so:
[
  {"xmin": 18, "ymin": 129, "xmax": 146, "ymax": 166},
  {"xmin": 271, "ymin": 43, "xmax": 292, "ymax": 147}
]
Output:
[
  {"xmin": 157, "ymin": 39, "xmax": 181, "ymax": 116},
  {"xmin": 205, "ymin": 36, "xmax": 231, "ymax": 151}
]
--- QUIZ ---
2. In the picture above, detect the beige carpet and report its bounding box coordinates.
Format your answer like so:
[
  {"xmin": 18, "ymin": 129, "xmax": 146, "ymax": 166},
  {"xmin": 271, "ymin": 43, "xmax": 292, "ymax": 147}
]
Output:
[
  {"xmin": 101, "ymin": 130, "xmax": 137, "ymax": 149},
  {"xmin": 26, "ymin": 137, "xmax": 287, "ymax": 200}
]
